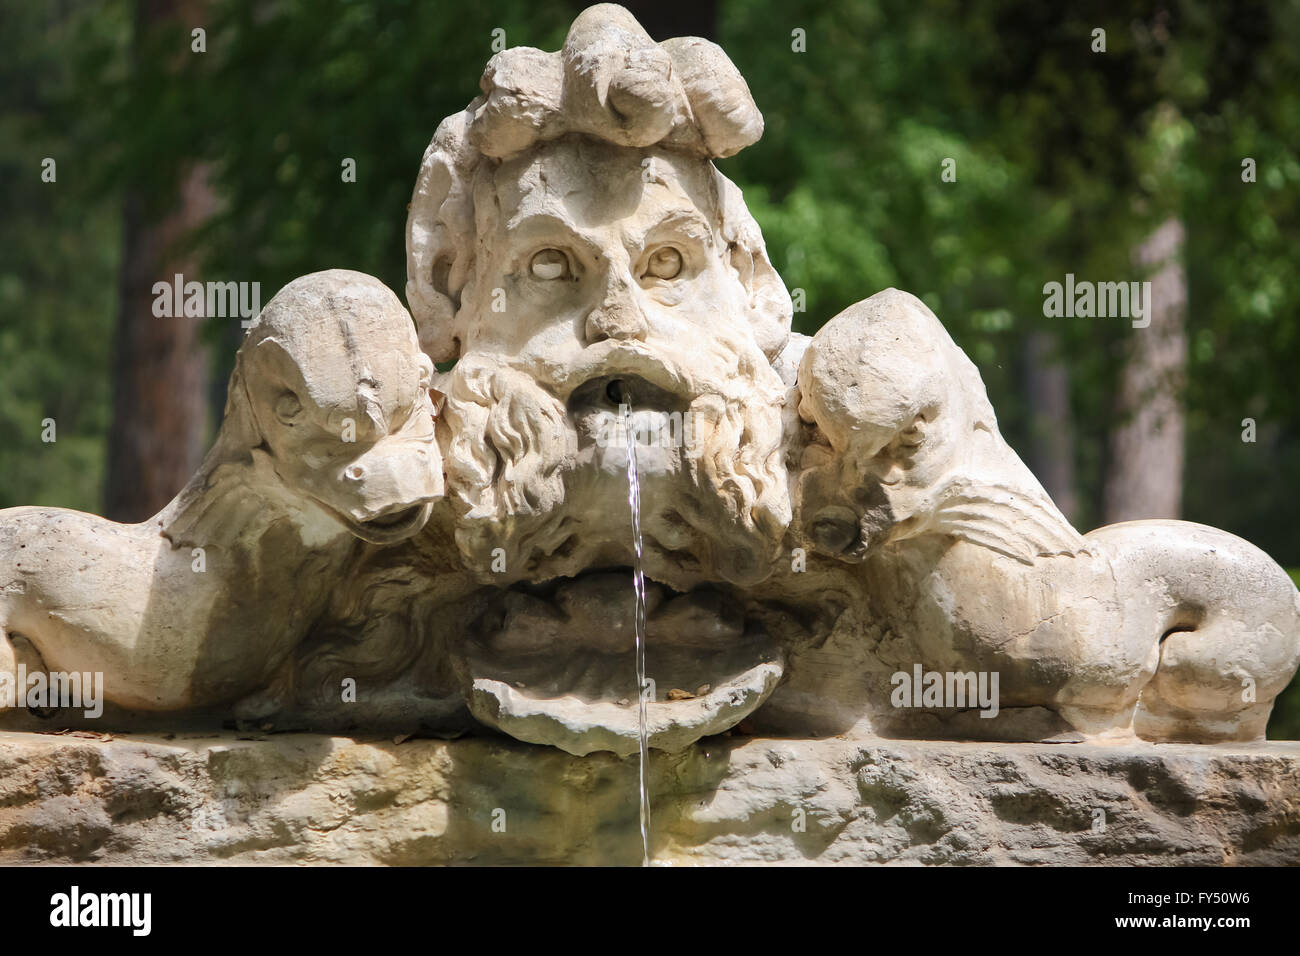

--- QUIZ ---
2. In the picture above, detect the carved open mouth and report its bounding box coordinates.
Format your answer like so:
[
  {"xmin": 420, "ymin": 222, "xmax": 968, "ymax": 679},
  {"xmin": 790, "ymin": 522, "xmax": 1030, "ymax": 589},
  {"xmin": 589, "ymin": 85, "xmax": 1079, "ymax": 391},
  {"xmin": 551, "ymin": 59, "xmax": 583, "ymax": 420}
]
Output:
[
  {"xmin": 567, "ymin": 373, "xmax": 692, "ymax": 458},
  {"xmin": 450, "ymin": 571, "xmax": 789, "ymax": 755},
  {"xmin": 341, "ymin": 501, "xmax": 433, "ymax": 545},
  {"xmin": 557, "ymin": 342, "xmax": 693, "ymax": 405},
  {"xmin": 568, "ymin": 372, "xmax": 690, "ymax": 415}
]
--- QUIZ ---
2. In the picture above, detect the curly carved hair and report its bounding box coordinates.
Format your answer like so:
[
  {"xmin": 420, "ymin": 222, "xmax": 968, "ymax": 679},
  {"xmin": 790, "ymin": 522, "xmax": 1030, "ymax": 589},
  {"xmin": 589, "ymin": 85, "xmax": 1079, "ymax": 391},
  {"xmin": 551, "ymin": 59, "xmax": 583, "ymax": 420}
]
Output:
[{"xmin": 405, "ymin": 2, "xmax": 791, "ymax": 363}]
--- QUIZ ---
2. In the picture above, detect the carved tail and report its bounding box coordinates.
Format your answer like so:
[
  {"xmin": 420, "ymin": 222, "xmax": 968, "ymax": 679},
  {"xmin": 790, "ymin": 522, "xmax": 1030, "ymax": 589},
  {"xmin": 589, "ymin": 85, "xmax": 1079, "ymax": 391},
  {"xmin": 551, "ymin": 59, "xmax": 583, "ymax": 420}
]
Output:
[
  {"xmin": 0, "ymin": 508, "xmax": 41, "ymax": 709},
  {"xmin": 1087, "ymin": 518, "xmax": 1300, "ymax": 742}
]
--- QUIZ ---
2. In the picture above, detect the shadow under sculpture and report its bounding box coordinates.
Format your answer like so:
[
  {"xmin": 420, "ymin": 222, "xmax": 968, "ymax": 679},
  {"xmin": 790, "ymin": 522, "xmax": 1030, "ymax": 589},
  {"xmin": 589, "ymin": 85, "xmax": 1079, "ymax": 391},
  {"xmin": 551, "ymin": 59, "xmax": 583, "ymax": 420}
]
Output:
[{"xmin": 0, "ymin": 3, "xmax": 1296, "ymax": 755}]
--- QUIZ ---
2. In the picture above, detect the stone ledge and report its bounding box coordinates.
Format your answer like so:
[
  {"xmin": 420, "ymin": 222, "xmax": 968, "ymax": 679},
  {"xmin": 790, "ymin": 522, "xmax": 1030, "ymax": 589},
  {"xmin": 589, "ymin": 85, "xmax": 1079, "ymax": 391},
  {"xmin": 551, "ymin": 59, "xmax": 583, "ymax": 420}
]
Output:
[{"xmin": 0, "ymin": 731, "xmax": 1296, "ymax": 865}]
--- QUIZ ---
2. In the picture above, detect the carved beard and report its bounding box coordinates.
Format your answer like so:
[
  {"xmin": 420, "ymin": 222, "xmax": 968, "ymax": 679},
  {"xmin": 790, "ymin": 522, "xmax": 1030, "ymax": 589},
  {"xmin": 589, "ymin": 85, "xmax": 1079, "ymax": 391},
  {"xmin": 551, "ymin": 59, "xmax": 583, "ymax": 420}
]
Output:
[{"xmin": 439, "ymin": 342, "xmax": 792, "ymax": 588}]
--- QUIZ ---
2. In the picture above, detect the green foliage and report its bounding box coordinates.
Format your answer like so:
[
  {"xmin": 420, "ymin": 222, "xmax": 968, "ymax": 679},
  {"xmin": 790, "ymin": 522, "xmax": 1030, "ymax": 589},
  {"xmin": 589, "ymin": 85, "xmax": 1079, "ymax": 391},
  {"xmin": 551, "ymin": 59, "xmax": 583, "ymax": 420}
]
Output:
[
  {"xmin": 191, "ymin": 0, "xmax": 575, "ymax": 358},
  {"xmin": 0, "ymin": 2, "xmax": 126, "ymax": 511}
]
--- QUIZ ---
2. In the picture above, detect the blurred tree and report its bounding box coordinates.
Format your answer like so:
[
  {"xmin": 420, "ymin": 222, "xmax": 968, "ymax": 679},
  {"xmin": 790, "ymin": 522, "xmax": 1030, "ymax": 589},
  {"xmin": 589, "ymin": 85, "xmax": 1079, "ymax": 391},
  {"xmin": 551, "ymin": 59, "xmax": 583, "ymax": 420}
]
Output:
[
  {"xmin": 619, "ymin": 0, "xmax": 717, "ymax": 40},
  {"xmin": 105, "ymin": 0, "xmax": 216, "ymax": 521},
  {"xmin": 1023, "ymin": 331, "xmax": 1078, "ymax": 520},
  {"xmin": 621, "ymin": 0, "xmax": 722, "ymax": 39},
  {"xmin": 1104, "ymin": 215, "xmax": 1187, "ymax": 522}
]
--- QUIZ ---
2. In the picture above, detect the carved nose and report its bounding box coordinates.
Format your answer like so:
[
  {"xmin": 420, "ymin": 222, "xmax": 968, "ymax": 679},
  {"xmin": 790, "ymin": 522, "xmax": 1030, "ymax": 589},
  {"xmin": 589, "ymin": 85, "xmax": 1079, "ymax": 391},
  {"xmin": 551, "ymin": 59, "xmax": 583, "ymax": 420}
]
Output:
[{"xmin": 584, "ymin": 279, "xmax": 647, "ymax": 343}]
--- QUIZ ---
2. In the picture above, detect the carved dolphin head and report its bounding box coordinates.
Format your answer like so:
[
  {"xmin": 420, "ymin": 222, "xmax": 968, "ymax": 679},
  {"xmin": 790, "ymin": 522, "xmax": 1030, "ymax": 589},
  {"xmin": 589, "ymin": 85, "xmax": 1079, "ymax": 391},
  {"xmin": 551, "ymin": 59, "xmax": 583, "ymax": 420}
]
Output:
[
  {"xmin": 796, "ymin": 289, "xmax": 1085, "ymax": 564},
  {"xmin": 222, "ymin": 270, "xmax": 443, "ymax": 545}
]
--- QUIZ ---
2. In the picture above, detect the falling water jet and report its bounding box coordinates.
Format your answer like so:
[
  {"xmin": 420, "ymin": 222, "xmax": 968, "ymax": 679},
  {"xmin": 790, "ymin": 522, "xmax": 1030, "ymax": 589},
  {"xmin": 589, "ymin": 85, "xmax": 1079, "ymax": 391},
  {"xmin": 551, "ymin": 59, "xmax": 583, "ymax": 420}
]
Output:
[{"xmin": 614, "ymin": 379, "xmax": 652, "ymax": 867}]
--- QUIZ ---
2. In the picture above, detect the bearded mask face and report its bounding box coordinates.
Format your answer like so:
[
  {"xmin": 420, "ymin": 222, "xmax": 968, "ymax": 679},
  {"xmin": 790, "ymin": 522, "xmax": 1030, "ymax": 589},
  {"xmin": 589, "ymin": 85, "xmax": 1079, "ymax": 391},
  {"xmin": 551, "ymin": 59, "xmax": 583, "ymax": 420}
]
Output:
[{"xmin": 435, "ymin": 139, "xmax": 794, "ymax": 589}]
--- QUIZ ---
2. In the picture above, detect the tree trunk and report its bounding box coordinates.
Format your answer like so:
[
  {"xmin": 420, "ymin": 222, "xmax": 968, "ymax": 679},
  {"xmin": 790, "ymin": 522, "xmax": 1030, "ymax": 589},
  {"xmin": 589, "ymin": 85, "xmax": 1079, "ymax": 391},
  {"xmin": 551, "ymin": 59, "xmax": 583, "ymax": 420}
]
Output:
[
  {"xmin": 104, "ymin": 0, "xmax": 214, "ymax": 522},
  {"xmin": 619, "ymin": 0, "xmax": 718, "ymax": 40},
  {"xmin": 1102, "ymin": 216, "xmax": 1188, "ymax": 524},
  {"xmin": 1022, "ymin": 331, "xmax": 1078, "ymax": 523}
]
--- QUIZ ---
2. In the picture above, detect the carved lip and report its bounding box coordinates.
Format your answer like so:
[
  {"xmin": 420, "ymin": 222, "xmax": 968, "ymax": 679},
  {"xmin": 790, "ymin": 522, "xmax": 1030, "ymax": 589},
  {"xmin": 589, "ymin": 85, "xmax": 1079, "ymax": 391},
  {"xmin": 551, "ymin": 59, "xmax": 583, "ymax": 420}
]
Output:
[
  {"xmin": 554, "ymin": 342, "xmax": 694, "ymax": 403},
  {"xmin": 450, "ymin": 572, "xmax": 788, "ymax": 755},
  {"xmin": 467, "ymin": 659, "xmax": 784, "ymax": 757},
  {"xmin": 319, "ymin": 500, "xmax": 433, "ymax": 545},
  {"xmin": 480, "ymin": 574, "xmax": 748, "ymax": 654}
]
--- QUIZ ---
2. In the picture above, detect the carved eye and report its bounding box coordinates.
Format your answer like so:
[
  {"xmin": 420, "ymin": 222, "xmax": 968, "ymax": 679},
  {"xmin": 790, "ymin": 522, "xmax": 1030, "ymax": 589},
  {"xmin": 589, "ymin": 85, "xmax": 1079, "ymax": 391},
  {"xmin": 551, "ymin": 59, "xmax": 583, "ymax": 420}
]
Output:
[
  {"xmin": 530, "ymin": 248, "xmax": 570, "ymax": 281},
  {"xmin": 416, "ymin": 353, "xmax": 434, "ymax": 390},
  {"xmin": 644, "ymin": 247, "xmax": 682, "ymax": 280},
  {"xmin": 811, "ymin": 506, "xmax": 861, "ymax": 555},
  {"xmin": 274, "ymin": 391, "xmax": 303, "ymax": 425}
]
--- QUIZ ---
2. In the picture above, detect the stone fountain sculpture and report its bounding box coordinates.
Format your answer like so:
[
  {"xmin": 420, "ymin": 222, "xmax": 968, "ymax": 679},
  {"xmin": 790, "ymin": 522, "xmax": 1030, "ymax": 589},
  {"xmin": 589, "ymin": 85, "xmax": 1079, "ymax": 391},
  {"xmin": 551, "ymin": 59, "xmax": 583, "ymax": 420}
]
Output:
[{"xmin": 1, "ymin": 4, "xmax": 1297, "ymax": 772}]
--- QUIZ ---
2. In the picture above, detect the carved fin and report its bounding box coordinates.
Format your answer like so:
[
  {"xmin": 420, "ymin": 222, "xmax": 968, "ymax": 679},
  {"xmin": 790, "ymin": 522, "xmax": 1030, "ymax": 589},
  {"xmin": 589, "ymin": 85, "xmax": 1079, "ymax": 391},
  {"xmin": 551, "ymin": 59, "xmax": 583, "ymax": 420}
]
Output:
[
  {"xmin": 161, "ymin": 461, "xmax": 261, "ymax": 552},
  {"xmin": 159, "ymin": 452, "xmax": 290, "ymax": 562},
  {"xmin": 925, "ymin": 479, "xmax": 1089, "ymax": 565}
]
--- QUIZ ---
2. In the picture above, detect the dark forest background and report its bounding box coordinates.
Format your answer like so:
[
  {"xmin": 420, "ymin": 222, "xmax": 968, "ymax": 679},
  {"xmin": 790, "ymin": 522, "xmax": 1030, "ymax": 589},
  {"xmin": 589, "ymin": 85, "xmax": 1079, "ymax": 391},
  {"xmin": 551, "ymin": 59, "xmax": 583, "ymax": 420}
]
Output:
[{"xmin": 2, "ymin": 0, "xmax": 1298, "ymax": 734}]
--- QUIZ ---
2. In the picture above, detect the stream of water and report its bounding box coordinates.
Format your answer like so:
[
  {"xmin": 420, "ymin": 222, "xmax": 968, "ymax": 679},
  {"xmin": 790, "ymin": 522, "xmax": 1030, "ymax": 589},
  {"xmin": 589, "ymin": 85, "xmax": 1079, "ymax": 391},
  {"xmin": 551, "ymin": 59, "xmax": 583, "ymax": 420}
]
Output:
[{"xmin": 623, "ymin": 400, "xmax": 652, "ymax": 867}]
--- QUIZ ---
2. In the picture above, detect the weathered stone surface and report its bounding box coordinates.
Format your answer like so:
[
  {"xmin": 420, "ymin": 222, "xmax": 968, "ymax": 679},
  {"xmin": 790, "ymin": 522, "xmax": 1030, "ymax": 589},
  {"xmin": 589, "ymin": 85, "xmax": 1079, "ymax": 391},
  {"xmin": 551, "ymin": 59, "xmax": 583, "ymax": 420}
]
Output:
[
  {"xmin": 1, "ymin": 731, "xmax": 1295, "ymax": 866},
  {"xmin": 1, "ymin": 2, "xmax": 1298, "ymax": 768}
]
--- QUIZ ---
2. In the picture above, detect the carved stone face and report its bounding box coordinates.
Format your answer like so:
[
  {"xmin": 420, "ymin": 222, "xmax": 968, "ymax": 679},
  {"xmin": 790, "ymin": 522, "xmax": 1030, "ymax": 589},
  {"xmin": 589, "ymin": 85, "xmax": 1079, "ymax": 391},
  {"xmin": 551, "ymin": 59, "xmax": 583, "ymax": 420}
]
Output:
[
  {"xmin": 440, "ymin": 137, "xmax": 791, "ymax": 590},
  {"xmin": 433, "ymin": 140, "xmax": 795, "ymax": 754},
  {"xmin": 462, "ymin": 137, "xmax": 750, "ymax": 371}
]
